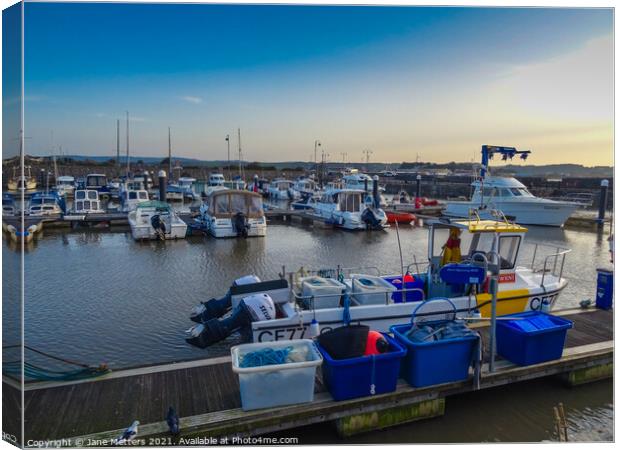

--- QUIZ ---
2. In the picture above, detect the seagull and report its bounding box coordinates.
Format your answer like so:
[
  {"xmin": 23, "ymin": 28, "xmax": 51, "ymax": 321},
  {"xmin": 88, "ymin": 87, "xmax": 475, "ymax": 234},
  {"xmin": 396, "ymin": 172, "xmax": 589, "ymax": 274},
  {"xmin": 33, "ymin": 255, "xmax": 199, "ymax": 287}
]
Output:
[
  {"xmin": 166, "ymin": 407, "xmax": 180, "ymax": 435},
  {"xmin": 114, "ymin": 420, "xmax": 139, "ymax": 445}
]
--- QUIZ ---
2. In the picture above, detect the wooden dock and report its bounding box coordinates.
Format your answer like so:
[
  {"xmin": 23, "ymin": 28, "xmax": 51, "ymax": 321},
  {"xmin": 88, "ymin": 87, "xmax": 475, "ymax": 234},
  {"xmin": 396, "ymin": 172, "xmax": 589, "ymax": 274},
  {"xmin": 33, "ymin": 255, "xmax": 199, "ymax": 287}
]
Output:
[{"xmin": 2, "ymin": 307, "xmax": 612, "ymax": 445}]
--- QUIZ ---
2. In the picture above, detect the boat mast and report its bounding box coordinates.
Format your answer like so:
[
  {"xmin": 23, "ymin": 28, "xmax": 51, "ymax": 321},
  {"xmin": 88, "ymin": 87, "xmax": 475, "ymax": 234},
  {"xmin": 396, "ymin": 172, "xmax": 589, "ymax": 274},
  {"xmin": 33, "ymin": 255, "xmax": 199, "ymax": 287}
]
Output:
[
  {"xmin": 116, "ymin": 119, "xmax": 120, "ymax": 174},
  {"xmin": 126, "ymin": 111, "xmax": 130, "ymax": 177},
  {"xmin": 237, "ymin": 128, "xmax": 243, "ymax": 181},
  {"xmin": 168, "ymin": 127, "xmax": 172, "ymax": 181}
]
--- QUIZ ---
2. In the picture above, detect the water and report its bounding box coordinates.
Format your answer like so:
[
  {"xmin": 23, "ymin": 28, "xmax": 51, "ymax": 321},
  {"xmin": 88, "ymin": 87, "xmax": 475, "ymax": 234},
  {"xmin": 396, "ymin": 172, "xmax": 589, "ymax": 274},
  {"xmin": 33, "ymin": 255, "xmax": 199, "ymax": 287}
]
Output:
[{"xmin": 2, "ymin": 218, "xmax": 612, "ymax": 442}]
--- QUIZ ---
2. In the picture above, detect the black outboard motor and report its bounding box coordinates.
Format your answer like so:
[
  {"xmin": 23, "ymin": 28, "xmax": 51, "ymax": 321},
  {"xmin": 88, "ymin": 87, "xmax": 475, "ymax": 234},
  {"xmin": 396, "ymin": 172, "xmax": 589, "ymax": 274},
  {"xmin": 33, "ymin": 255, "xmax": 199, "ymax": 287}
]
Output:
[
  {"xmin": 151, "ymin": 214, "xmax": 166, "ymax": 239},
  {"xmin": 189, "ymin": 275, "xmax": 261, "ymax": 323},
  {"xmin": 186, "ymin": 293, "xmax": 276, "ymax": 348},
  {"xmin": 233, "ymin": 212, "xmax": 249, "ymax": 237},
  {"xmin": 361, "ymin": 207, "xmax": 382, "ymax": 229}
]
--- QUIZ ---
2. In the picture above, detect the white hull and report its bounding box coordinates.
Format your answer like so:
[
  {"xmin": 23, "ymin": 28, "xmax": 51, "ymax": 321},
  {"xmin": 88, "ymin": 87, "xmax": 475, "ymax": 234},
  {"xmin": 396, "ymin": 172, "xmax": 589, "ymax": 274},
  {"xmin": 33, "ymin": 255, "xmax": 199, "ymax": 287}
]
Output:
[
  {"xmin": 445, "ymin": 200, "xmax": 577, "ymax": 226},
  {"xmin": 252, "ymin": 278, "xmax": 566, "ymax": 342},
  {"xmin": 312, "ymin": 205, "xmax": 387, "ymax": 230},
  {"xmin": 130, "ymin": 223, "xmax": 187, "ymax": 240},
  {"xmin": 209, "ymin": 221, "xmax": 267, "ymax": 238}
]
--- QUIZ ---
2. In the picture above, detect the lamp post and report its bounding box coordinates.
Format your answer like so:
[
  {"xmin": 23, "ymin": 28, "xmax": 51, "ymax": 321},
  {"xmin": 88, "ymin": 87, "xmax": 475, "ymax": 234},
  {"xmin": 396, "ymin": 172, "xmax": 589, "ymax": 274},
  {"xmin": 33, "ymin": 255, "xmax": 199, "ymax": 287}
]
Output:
[
  {"xmin": 225, "ymin": 135, "xmax": 230, "ymax": 180},
  {"xmin": 314, "ymin": 140, "xmax": 321, "ymax": 171}
]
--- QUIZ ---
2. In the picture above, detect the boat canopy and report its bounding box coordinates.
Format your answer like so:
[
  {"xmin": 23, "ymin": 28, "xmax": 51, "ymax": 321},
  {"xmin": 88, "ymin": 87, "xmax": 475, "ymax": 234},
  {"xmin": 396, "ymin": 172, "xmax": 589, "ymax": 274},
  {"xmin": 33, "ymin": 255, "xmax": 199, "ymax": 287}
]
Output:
[{"xmin": 208, "ymin": 190, "xmax": 264, "ymax": 218}]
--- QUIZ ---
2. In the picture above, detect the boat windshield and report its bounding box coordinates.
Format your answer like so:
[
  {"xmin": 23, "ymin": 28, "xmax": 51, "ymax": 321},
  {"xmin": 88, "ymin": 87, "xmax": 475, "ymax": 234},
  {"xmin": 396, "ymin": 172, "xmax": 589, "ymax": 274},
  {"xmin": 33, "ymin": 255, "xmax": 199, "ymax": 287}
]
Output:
[
  {"xmin": 87, "ymin": 176, "xmax": 107, "ymax": 186},
  {"xmin": 212, "ymin": 192, "xmax": 263, "ymax": 217},
  {"xmin": 508, "ymin": 187, "xmax": 533, "ymax": 197},
  {"xmin": 87, "ymin": 191, "xmax": 98, "ymax": 200}
]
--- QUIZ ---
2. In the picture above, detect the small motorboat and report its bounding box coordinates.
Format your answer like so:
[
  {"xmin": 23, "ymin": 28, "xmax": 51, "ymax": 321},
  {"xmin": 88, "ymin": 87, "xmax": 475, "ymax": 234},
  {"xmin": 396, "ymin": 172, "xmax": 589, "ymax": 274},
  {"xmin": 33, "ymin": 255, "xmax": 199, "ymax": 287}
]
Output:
[
  {"xmin": 128, "ymin": 201, "xmax": 187, "ymax": 240},
  {"xmin": 54, "ymin": 176, "xmax": 76, "ymax": 198},
  {"xmin": 196, "ymin": 190, "xmax": 266, "ymax": 238},
  {"xmin": 386, "ymin": 211, "xmax": 416, "ymax": 224},
  {"xmin": 268, "ymin": 179, "xmax": 298, "ymax": 200}
]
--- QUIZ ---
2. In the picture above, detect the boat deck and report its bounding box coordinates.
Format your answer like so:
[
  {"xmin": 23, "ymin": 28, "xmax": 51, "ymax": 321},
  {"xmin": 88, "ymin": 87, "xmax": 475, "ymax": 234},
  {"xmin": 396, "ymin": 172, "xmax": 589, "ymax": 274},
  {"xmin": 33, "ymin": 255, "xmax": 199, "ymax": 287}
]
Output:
[{"xmin": 2, "ymin": 307, "xmax": 612, "ymax": 445}]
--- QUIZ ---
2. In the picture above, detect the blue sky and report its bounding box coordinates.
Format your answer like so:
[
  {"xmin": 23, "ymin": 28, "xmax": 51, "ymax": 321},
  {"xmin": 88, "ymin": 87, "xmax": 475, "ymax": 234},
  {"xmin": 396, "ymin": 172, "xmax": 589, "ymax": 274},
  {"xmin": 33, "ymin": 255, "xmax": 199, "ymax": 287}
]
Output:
[{"xmin": 6, "ymin": 3, "xmax": 614, "ymax": 165}]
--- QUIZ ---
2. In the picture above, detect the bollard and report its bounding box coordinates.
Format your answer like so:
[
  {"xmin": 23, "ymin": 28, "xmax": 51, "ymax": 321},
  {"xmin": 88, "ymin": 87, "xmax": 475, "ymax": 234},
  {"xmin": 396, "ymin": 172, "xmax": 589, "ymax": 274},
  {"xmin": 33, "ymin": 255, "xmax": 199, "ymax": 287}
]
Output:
[
  {"xmin": 597, "ymin": 179, "xmax": 609, "ymax": 226},
  {"xmin": 416, "ymin": 174, "xmax": 422, "ymax": 199},
  {"xmin": 372, "ymin": 175, "xmax": 380, "ymax": 208},
  {"xmin": 158, "ymin": 170, "xmax": 167, "ymax": 202}
]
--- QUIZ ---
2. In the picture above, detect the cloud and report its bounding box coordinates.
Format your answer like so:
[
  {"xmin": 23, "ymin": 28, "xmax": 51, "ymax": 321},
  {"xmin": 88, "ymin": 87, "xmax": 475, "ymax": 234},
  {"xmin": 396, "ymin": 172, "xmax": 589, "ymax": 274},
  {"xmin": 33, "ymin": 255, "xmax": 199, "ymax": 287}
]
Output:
[{"xmin": 180, "ymin": 95, "xmax": 203, "ymax": 104}]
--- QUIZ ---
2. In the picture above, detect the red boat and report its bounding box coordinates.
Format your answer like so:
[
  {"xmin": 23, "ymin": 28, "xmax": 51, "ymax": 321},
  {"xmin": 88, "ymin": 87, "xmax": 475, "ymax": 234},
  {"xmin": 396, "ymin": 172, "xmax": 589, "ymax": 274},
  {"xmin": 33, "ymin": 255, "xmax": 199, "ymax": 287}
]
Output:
[{"xmin": 386, "ymin": 211, "xmax": 416, "ymax": 224}]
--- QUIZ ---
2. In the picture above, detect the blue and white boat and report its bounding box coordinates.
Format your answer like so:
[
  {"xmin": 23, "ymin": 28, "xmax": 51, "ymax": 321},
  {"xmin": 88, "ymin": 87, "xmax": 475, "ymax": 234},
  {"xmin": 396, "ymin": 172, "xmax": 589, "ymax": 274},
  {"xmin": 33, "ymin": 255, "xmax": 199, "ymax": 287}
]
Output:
[
  {"xmin": 82, "ymin": 173, "xmax": 112, "ymax": 198},
  {"xmin": 27, "ymin": 192, "xmax": 66, "ymax": 216}
]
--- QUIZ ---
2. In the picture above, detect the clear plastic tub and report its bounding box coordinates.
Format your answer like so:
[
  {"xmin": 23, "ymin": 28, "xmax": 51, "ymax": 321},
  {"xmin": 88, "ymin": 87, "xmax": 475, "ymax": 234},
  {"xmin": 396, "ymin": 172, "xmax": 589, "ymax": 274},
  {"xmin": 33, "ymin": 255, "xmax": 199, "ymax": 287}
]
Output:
[
  {"xmin": 300, "ymin": 276, "xmax": 346, "ymax": 309},
  {"xmin": 350, "ymin": 274, "xmax": 396, "ymax": 305},
  {"xmin": 231, "ymin": 339, "xmax": 323, "ymax": 410}
]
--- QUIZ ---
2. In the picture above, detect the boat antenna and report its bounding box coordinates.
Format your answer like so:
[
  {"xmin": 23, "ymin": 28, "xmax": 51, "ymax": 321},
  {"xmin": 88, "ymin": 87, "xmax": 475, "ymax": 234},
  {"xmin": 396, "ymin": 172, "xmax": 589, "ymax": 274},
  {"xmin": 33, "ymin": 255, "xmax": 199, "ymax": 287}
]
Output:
[{"xmin": 394, "ymin": 220, "xmax": 406, "ymax": 287}]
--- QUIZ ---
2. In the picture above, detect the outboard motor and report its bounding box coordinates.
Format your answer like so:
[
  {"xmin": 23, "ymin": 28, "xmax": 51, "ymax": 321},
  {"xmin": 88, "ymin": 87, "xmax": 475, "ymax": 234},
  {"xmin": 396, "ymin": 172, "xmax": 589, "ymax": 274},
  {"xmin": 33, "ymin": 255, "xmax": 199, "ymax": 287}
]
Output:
[
  {"xmin": 189, "ymin": 275, "xmax": 261, "ymax": 323},
  {"xmin": 151, "ymin": 214, "xmax": 166, "ymax": 239},
  {"xmin": 186, "ymin": 293, "xmax": 276, "ymax": 348},
  {"xmin": 233, "ymin": 212, "xmax": 249, "ymax": 237},
  {"xmin": 361, "ymin": 207, "xmax": 383, "ymax": 229}
]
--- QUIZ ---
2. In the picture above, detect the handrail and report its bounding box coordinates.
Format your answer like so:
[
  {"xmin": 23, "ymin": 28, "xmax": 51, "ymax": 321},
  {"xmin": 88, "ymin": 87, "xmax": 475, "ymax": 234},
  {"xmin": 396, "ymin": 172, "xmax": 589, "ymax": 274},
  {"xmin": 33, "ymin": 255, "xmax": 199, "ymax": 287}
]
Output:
[{"xmin": 540, "ymin": 248, "xmax": 571, "ymax": 287}]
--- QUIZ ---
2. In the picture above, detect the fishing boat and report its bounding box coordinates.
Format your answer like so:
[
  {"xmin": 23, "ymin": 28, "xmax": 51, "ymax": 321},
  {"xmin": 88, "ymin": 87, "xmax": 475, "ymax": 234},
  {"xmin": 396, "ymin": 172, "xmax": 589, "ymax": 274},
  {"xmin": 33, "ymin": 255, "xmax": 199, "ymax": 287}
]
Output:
[
  {"xmin": 54, "ymin": 176, "xmax": 76, "ymax": 198},
  {"xmin": 2, "ymin": 194, "xmax": 16, "ymax": 217},
  {"xmin": 71, "ymin": 189, "xmax": 105, "ymax": 215},
  {"xmin": 311, "ymin": 187, "xmax": 387, "ymax": 230},
  {"xmin": 186, "ymin": 215, "xmax": 570, "ymax": 347},
  {"xmin": 196, "ymin": 190, "xmax": 266, "ymax": 238},
  {"xmin": 444, "ymin": 146, "xmax": 579, "ymax": 227},
  {"xmin": 7, "ymin": 166, "xmax": 37, "ymax": 191},
  {"xmin": 27, "ymin": 192, "xmax": 66, "ymax": 216},
  {"xmin": 268, "ymin": 179, "xmax": 298, "ymax": 200},
  {"xmin": 128, "ymin": 201, "xmax": 187, "ymax": 240}
]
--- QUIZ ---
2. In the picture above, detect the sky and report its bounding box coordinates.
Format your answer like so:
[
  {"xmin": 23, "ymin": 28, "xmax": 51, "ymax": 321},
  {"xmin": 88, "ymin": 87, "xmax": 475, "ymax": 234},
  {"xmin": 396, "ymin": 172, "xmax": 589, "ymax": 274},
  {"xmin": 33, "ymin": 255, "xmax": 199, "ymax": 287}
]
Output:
[{"xmin": 3, "ymin": 3, "xmax": 614, "ymax": 166}]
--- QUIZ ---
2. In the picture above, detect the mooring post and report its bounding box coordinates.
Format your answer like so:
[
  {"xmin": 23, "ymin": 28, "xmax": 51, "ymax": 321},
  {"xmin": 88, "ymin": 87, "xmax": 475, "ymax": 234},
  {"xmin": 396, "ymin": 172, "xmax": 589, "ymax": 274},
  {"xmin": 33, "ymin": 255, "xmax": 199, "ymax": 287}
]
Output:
[
  {"xmin": 158, "ymin": 170, "xmax": 167, "ymax": 202},
  {"xmin": 372, "ymin": 175, "xmax": 380, "ymax": 208},
  {"xmin": 597, "ymin": 179, "xmax": 609, "ymax": 227},
  {"xmin": 416, "ymin": 174, "xmax": 422, "ymax": 199}
]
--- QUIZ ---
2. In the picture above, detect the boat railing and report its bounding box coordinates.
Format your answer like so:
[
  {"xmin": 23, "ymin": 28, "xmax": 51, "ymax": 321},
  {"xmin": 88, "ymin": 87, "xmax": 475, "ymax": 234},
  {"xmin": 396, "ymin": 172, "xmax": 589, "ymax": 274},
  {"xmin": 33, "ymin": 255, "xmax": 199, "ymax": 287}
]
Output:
[
  {"xmin": 527, "ymin": 243, "xmax": 571, "ymax": 286},
  {"xmin": 292, "ymin": 286, "xmax": 426, "ymax": 308},
  {"xmin": 546, "ymin": 193, "xmax": 594, "ymax": 208}
]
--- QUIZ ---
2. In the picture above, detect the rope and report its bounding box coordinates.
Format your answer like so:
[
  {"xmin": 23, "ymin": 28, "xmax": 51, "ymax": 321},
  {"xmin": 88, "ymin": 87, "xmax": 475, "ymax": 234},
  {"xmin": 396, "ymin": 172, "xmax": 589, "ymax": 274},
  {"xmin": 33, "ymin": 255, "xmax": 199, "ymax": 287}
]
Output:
[
  {"xmin": 3, "ymin": 345, "xmax": 91, "ymax": 368},
  {"xmin": 239, "ymin": 347, "xmax": 294, "ymax": 368}
]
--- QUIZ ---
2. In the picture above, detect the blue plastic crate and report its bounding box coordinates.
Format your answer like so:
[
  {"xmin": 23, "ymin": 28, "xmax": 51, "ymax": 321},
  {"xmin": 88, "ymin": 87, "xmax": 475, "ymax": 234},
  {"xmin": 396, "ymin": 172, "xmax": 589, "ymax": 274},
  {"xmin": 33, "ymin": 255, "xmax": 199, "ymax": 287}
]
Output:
[
  {"xmin": 317, "ymin": 333, "xmax": 406, "ymax": 401},
  {"xmin": 383, "ymin": 275, "xmax": 425, "ymax": 303},
  {"xmin": 390, "ymin": 323, "xmax": 478, "ymax": 388},
  {"xmin": 496, "ymin": 311, "xmax": 573, "ymax": 366}
]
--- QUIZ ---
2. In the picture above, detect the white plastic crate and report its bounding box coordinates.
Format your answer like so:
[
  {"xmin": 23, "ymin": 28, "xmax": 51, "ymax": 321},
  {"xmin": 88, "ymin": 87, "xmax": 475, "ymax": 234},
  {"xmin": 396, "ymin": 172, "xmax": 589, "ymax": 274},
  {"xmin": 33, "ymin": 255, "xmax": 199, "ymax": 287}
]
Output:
[
  {"xmin": 300, "ymin": 276, "xmax": 346, "ymax": 309},
  {"xmin": 231, "ymin": 339, "xmax": 323, "ymax": 411},
  {"xmin": 349, "ymin": 274, "xmax": 396, "ymax": 305}
]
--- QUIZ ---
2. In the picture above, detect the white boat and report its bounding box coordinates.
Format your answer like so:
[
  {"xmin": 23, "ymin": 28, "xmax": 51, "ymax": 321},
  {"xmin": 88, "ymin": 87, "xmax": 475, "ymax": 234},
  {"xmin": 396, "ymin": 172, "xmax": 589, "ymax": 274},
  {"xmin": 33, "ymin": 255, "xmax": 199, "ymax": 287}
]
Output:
[
  {"xmin": 444, "ymin": 146, "xmax": 579, "ymax": 227},
  {"xmin": 71, "ymin": 189, "xmax": 105, "ymax": 215},
  {"xmin": 268, "ymin": 179, "xmax": 298, "ymax": 200},
  {"xmin": 54, "ymin": 176, "xmax": 76, "ymax": 197},
  {"xmin": 7, "ymin": 166, "xmax": 37, "ymax": 191},
  {"xmin": 119, "ymin": 185, "xmax": 150, "ymax": 212},
  {"xmin": 186, "ymin": 217, "xmax": 571, "ymax": 346},
  {"xmin": 342, "ymin": 170, "xmax": 384, "ymax": 192},
  {"xmin": 171, "ymin": 177, "xmax": 198, "ymax": 200},
  {"xmin": 197, "ymin": 189, "xmax": 266, "ymax": 238},
  {"xmin": 128, "ymin": 201, "xmax": 187, "ymax": 240},
  {"xmin": 207, "ymin": 173, "xmax": 226, "ymax": 187},
  {"xmin": 292, "ymin": 178, "xmax": 319, "ymax": 198},
  {"xmin": 312, "ymin": 188, "xmax": 387, "ymax": 230},
  {"xmin": 223, "ymin": 179, "xmax": 247, "ymax": 191},
  {"xmin": 28, "ymin": 192, "xmax": 65, "ymax": 216}
]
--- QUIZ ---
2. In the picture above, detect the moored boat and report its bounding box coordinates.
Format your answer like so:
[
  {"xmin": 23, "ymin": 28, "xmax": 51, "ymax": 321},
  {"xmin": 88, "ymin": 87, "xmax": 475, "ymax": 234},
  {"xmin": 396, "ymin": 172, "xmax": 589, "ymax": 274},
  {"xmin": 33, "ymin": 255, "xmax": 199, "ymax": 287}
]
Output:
[
  {"xmin": 196, "ymin": 189, "xmax": 267, "ymax": 238},
  {"xmin": 128, "ymin": 201, "xmax": 187, "ymax": 240}
]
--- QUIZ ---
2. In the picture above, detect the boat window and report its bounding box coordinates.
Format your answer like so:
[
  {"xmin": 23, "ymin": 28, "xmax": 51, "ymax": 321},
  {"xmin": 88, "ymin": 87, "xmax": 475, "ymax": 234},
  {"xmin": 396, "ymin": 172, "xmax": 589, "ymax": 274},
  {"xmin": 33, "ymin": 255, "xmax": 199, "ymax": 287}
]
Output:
[
  {"xmin": 76, "ymin": 201, "xmax": 83, "ymax": 210},
  {"xmin": 481, "ymin": 187, "xmax": 495, "ymax": 198},
  {"xmin": 249, "ymin": 196, "xmax": 263, "ymax": 215},
  {"xmin": 129, "ymin": 192, "xmax": 137, "ymax": 200},
  {"xmin": 468, "ymin": 233, "xmax": 495, "ymax": 256},
  {"xmin": 339, "ymin": 193, "xmax": 360, "ymax": 212},
  {"xmin": 139, "ymin": 192, "xmax": 148, "ymax": 200},
  {"xmin": 76, "ymin": 191, "xmax": 86, "ymax": 200},
  {"xmin": 87, "ymin": 176, "xmax": 107, "ymax": 186},
  {"xmin": 215, "ymin": 195, "xmax": 230, "ymax": 214},
  {"xmin": 83, "ymin": 200, "xmax": 91, "ymax": 210},
  {"xmin": 87, "ymin": 191, "xmax": 97, "ymax": 200},
  {"xmin": 498, "ymin": 235, "xmax": 521, "ymax": 269},
  {"xmin": 518, "ymin": 188, "xmax": 533, "ymax": 197},
  {"xmin": 230, "ymin": 194, "xmax": 247, "ymax": 214},
  {"xmin": 497, "ymin": 189, "xmax": 511, "ymax": 197},
  {"xmin": 509, "ymin": 188, "xmax": 522, "ymax": 196}
]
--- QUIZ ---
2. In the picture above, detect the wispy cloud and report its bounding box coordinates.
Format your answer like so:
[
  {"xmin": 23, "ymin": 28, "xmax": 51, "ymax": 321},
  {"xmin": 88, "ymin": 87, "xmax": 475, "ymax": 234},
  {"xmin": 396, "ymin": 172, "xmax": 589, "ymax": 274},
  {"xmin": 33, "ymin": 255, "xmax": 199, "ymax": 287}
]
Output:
[{"xmin": 180, "ymin": 95, "xmax": 203, "ymax": 104}]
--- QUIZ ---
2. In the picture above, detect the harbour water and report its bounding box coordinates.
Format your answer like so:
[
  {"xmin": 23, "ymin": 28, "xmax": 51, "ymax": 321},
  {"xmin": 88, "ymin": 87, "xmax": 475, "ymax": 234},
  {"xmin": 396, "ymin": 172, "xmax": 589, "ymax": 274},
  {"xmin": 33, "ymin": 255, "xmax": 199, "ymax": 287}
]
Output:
[{"xmin": 2, "ymin": 219, "xmax": 613, "ymax": 442}]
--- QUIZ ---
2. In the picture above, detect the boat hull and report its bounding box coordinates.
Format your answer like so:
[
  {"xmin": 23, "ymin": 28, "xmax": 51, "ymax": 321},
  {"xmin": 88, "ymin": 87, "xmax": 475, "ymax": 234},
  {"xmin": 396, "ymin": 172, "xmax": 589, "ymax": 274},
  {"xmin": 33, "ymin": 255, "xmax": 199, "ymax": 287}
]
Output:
[{"xmin": 444, "ymin": 200, "xmax": 578, "ymax": 227}]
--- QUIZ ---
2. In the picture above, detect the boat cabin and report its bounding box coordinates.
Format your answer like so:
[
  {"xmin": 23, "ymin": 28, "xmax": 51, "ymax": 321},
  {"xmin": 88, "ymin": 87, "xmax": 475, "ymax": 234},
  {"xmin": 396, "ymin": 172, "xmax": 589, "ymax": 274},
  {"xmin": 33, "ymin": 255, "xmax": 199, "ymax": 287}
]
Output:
[
  {"xmin": 74, "ymin": 189, "xmax": 104, "ymax": 213},
  {"xmin": 318, "ymin": 189, "xmax": 373, "ymax": 212},
  {"xmin": 426, "ymin": 218, "xmax": 527, "ymax": 298},
  {"xmin": 85, "ymin": 174, "xmax": 108, "ymax": 190},
  {"xmin": 470, "ymin": 177, "xmax": 535, "ymax": 202},
  {"xmin": 56, "ymin": 176, "xmax": 75, "ymax": 188},
  {"xmin": 223, "ymin": 180, "xmax": 246, "ymax": 190},
  {"xmin": 206, "ymin": 190, "xmax": 264, "ymax": 218},
  {"xmin": 271, "ymin": 180, "xmax": 294, "ymax": 191},
  {"xmin": 208, "ymin": 174, "xmax": 225, "ymax": 186}
]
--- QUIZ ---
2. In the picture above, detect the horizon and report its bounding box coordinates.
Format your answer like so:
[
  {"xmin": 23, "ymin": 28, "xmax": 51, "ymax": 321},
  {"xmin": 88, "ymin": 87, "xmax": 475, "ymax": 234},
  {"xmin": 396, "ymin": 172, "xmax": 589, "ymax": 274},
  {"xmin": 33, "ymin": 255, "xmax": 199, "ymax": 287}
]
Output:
[{"xmin": 3, "ymin": 3, "xmax": 614, "ymax": 166}]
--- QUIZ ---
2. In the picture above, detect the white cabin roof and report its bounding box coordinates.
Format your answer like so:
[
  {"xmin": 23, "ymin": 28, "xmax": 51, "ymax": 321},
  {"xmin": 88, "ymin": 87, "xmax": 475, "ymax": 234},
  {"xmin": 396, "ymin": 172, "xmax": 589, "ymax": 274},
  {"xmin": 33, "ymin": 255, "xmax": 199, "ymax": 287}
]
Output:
[{"xmin": 472, "ymin": 177, "xmax": 526, "ymax": 189}]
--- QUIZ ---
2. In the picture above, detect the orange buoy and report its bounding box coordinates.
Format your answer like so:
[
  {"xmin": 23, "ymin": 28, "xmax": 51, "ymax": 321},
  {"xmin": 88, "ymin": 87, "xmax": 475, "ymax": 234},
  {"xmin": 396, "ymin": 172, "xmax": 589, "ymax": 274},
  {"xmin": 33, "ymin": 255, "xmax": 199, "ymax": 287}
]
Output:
[
  {"xmin": 364, "ymin": 331, "xmax": 389, "ymax": 356},
  {"xmin": 386, "ymin": 211, "xmax": 416, "ymax": 224}
]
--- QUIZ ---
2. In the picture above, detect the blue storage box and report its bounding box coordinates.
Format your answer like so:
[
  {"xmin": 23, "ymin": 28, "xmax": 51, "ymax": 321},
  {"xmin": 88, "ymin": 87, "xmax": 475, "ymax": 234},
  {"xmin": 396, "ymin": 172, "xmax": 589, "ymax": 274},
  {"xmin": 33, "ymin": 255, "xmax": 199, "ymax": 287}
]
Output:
[
  {"xmin": 496, "ymin": 311, "xmax": 573, "ymax": 366},
  {"xmin": 383, "ymin": 275, "xmax": 425, "ymax": 303},
  {"xmin": 317, "ymin": 333, "xmax": 406, "ymax": 401},
  {"xmin": 391, "ymin": 323, "xmax": 478, "ymax": 387}
]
